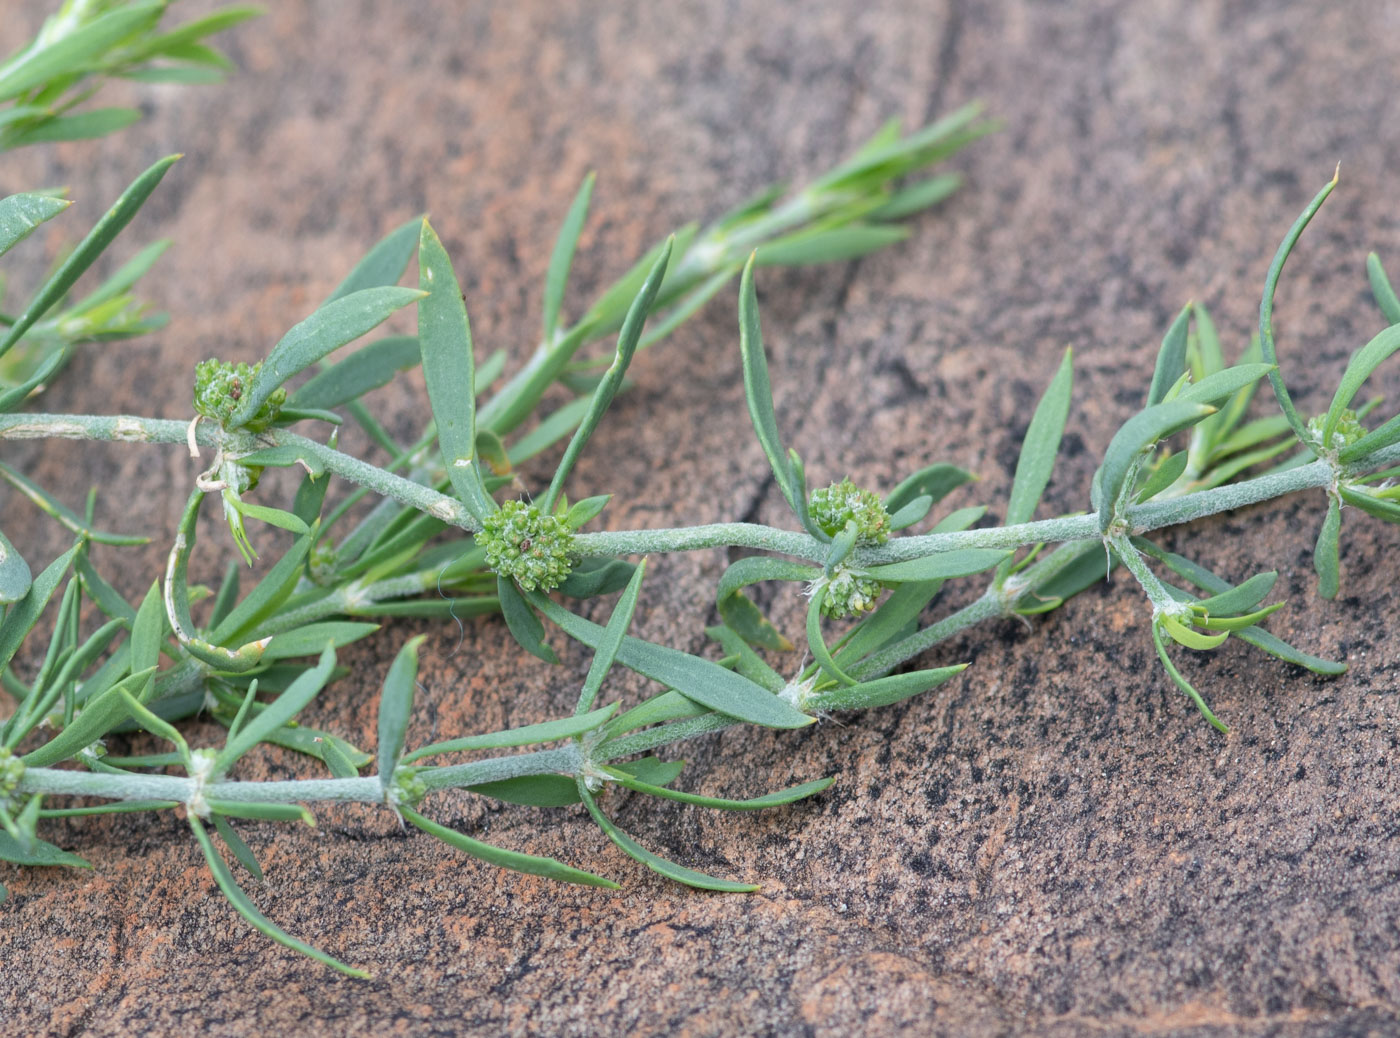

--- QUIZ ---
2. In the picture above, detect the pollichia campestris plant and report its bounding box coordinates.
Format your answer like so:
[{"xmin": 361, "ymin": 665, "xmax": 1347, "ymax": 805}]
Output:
[{"xmin": 2, "ymin": 4, "xmax": 1399, "ymax": 980}]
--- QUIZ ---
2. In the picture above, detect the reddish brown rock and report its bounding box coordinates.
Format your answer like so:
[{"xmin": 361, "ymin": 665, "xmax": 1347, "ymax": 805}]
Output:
[{"xmin": 3, "ymin": 1, "xmax": 1399, "ymax": 1034}]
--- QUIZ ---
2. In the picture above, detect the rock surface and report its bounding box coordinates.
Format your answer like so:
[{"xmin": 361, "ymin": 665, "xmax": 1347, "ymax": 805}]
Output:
[{"xmin": 3, "ymin": 1, "xmax": 1400, "ymax": 1034}]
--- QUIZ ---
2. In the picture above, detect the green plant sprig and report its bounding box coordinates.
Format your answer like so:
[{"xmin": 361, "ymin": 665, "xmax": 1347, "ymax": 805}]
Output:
[{"xmin": 5, "ymin": 116, "xmax": 1399, "ymax": 977}]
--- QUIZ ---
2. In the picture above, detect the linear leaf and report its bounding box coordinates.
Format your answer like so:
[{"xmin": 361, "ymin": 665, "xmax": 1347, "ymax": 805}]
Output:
[
  {"xmin": 715, "ymin": 556, "xmax": 817, "ymax": 652},
  {"xmin": 543, "ymin": 172, "xmax": 595, "ymax": 343},
  {"xmin": 531, "ymin": 593, "xmax": 812, "ymax": 729},
  {"xmin": 604, "ymin": 768, "xmax": 831, "ymax": 811},
  {"xmin": 289, "ymin": 335, "xmax": 420, "ymax": 411},
  {"xmin": 217, "ymin": 644, "xmax": 337, "ymax": 771},
  {"xmin": 0, "ymin": 3, "xmax": 164, "ymax": 98},
  {"xmin": 738, "ymin": 254, "xmax": 804, "ymax": 524},
  {"xmin": 231, "ymin": 286, "xmax": 425, "ymax": 428},
  {"xmin": 809, "ymin": 664, "xmax": 968, "ymax": 712},
  {"xmin": 0, "ymin": 156, "xmax": 179, "ymax": 362},
  {"xmin": 1007, "ymin": 347, "xmax": 1073, "ymax": 526},
  {"xmin": 1097, "ymin": 401, "xmax": 1216, "ymax": 529},
  {"xmin": 498, "ymin": 575, "xmax": 558, "ymax": 664},
  {"xmin": 1313, "ymin": 495, "xmax": 1341, "ymax": 600},
  {"xmin": 541, "ymin": 237, "xmax": 672, "ymax": 513},
  {"xmin": 261, "ymin": 621, "xmax": 378, "ymax": 660},
  {"xmin": 1148, "ymin": 304, "xmax": 1193, "ymax": 406},
  {"xmin": 402, "ymin": 704, "xmax": 616, "ymax": 764},
  {"xmin": 865, "ymin": 548, "xmax": 1008, "ymax": 583},
  {"xmin": 0, "ymin": 529, "xmax": 31, "ymax": 604},
  {"xmin": 0, "ymin": 193, "xmax": 71, "ymax": 257},
  {"xmin": 402, "ymin": 806, "xmax": 616, "ymax": 888},
  {"xmin": 576, "ymin": 561, "xmax": 646, "ymax": 716},
  {"xmin": 1258, "ymin": 173, "xmax": 1338, "ymax": 445},
  {"xmin": 418, "ymin": 219, "xmax": 494, "ymax": 522},
  {"xmin": 1322, "ymin": 325, "xmax": 1400, "ymax": 444},
  {"xmin": 190, "ymin": 816, "xmax": 367, "ymax": 977},
  {"xmin": 0, "ymin": 542, "xmax": 79, "ymax": 674},
  {"xmin": 0, "ymin": 830, "xmax": 89, "ymax": 868},
  {"xmin": 578, "ymin": 785, "xmax": 756, "ymax": 892},
  {"xmin": 885, "ymin": 463, "xmax": 976, "ymax": 514},
  {"xmin": 7, "ymin": 108, "xmax": 141, "ymax": 145},
  {"xmin": 1368, "ymin": 253, "xmax": 1400, "ymax": 325},
  {"xmin": 375, "ymin": 635, "xmax": 425, "ymax": 793}
]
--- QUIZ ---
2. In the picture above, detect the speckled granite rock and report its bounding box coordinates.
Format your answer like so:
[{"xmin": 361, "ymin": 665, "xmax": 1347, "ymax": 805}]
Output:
[{"xmin": 3, "ymin": 2, "xmax": 1400, "ymax": 1035}]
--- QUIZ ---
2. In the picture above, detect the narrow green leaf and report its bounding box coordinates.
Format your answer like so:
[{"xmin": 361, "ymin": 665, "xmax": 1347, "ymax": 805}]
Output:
[
  {"xmin": 231, "ymin": 286, "xmax": 425, "ymax": 428},
  {"xmin": 20, "ymin": 668, "xmax": 155, "ymax": 768},
  {"xmin": 865, "ymin": 548, "xmax": 1009, "ymax": 583},
  {"xmin": 1192, "ymin": 602, "xmax": 1285, "ymax": 631},
  {"xmin": 418, "ymin": 220, "xmax": 493, "ymax": 522},
  {"xmin": 543, "ymin": 173, "xmax": 595, "ymax": 343},
  {"xmin": 0, "ymin": 831, "xmax": 89, "ymax": 868},
  {"xmin": 604, "ymin": 768, "xmax": 831, "ymax": 811},
  {"xmin": 1178, "ymin": 363, "xmax": 1275, "ymax": 407},
  {"xmin": 704, "ymin": 625, "xmax": 786, "ymax": 692},
  {"xmin": 498, "ymin": 575, "xmax": 558, "ymax": 664},
  {"xmin": 1340, "ymin": 485, "xmax": 1400, "ymax": 524},
  {"xmin": 755, "ymin": 224, "xmax": 908, "ymax": 267},
  {"xmin": 1134, "ymin": 451, "xmax": 1190, "ymax": 503},
  {"xmin": 1193, "ymin": 571, "xmax": 1277, "ymax": 616},
  {"xmin": 1151, "ymin": 622, "xmax": 1228, "ymax": 733},
  {"xmin": 289, "ymin": 336, "xmax": 419, "ymax": 411},
  {"xmin": 208, "ymin": 523, "xmax": 318, "ymax": 646},
  {"xmin": 1258, "ymin": 172, "xmax": 1338, "ymax": 445},
  {"xmin": 867, "ymin": 173, "xmax": 962, "ymax": 221},
  {"xmin": 325, "ymin": 218, "xmax": 423, "ymax": 304},
  {"xmin": 578, "ymin": 784, "xmax": 756, "ymax": 892},
  {"xmin": 0, "ymin": 541, "xmax": 79, "ymax": 674},
  {"xmin": 1314, "ymin": 494, "xmax": 1341, "ymax": 600},
  {"xmin": 261, "ymin": 621, "xmax": 378, "ymax": 660},
  {"xmin": 838, "ymin": 580, "xmax": 944, "ymax": 674},
  {"xmin": 129, "ymin": 580, "xmax": 164, "ymax": 683},
  {"xmin": 376, "ymin": 635, "xmax": 425, "ymax": 789},
  {"xmin": 0, "ymin": 3, "xmax": 164, "ymax": 98},
  {"xmin": 1007, "ymin": 347, "xmax": 1073, "ymax": 525},
  {"xmin": 319, "ymin": 737, "xmax": 360, "ymax": 778},
  {"xmin": 1339, "ymin": 414, "xmax": 1400, "ymax": 464},
  {"xmin": 1322, "ymin": 325, "xmax": 1400, "ymax": 445},
  {"xmin": 0, "ymin": 529, "xmax": 31, "ymax": 604},
  {"xmin": 217, "ymin": 644, "xmax": 337, "ymax": 771},
  {"xmin": 1160, "ymin": 614, "xmax": 1229, "ymax": 651},
  {"xmin": 810, "ymin": 663, "xmax": 969, "ymax": 712},
  {"xmin": 403, "ymin": 704, "xmax": 617, "ymax": 764},
  {"xmin": 0, "ymin": 193, "xmax": 71, "ymax": 257},
  {"xmin": 576, "ymin": 561, "xmax": 646, "ymax": 716},
  {"xmin": 1367, "ymin": 252, "xmax": 1400, "ymax": 325},
  {"xmin": 715, "ymin": 557, "xmax": 817, "ymax": 652},
  {"xmin": 190, "ymin": 816, "xmax": 367, "ymax": 977},
  {"xmin": 207, "ymin": 801, "xmax": 314, "ymax": 825},
  {"xmin": 6, "ymin": 108, "xmax": 141, "ymax": 145},
  {"xmin": 213, "ymin": 814, "xmax": 264, "ymax": 881},
  {"xmin": 540, "ymin": 237, "xmax": 673, "ymax": 514},
  {"xmin": 884, "ymin": 463, "xmax": 976, "ymax": 514},
  {"xmin": 0, "ymin": 156, "xmax": 179, "ymax": 362},
  {"xmin": 0, "ymin": 462, "xmax": 147, "ymax": 545},
  {"xmin": 1097, "ymin": 401, "xmax": 1216, "ymax": 530},
  {"xmin": 887, "ymin": 495, "xmax": 933, "ymax": 531},
  {"xmin": 738, "ymin": 253, "xmax": 803, "ymax": 522},
  {"xmin": 465, "ymin": 774, "xmax": 581, "ymax": 807},
  {"xmin": 402, "ymin": 806, "xmax": 617, "ymax": 889},
  {"xmin": 806, "ymin": 589, "xmax": 857, "ymax": 687},
  {"xmin": 1148, "ymin": 304, "xmax": 1193, "ymax": 406},
  {"xmin": 531, "ymin": 593, "xmax": 812, "ymax": 729}
]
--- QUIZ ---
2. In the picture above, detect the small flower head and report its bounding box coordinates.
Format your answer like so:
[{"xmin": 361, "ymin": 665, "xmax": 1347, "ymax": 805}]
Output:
[
  {"xmin": 194, "ymin": 358, "xmax": 285, "ymax": 432},
  {"xmin": 0, "ymin": 746, "xmax": 24, "ymax": 809},
  {"xmin": 479, "ymin": 500, "xmax": 576, "ymax": 591},
  {"xmin": 816, "ymin": 566, "xmax": 883, "ymax": 619},
  {"xmin": 388, "ymin": 767, "xmax": 428, "ymax": 810},
  {"xmin": 810, "ymin": 478, "xmax": 891, "ymax": 545},
  {"xmin": 1307, "ymin": 408, "xmax": 1366, "ymax": 453}
]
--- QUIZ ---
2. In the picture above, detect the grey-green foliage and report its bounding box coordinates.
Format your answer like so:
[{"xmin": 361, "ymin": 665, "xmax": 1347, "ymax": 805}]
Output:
[{"xmin": 4, "ymin": 83, "xmax": 1398, "ymax": 978}]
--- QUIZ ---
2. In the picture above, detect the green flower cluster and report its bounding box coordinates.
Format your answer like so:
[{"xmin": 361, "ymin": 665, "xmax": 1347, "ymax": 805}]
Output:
[
  {"xmin": 810, "ymin": 478, "xmax": 891, "ymax": 544},
  {"xmin": 819, "ymin": 566, "xmax": 883, "ymax": 619},
  {"xmin": 193, "ymin": 359, "xmax": 285, "ymax": 431},
  {"xmin": 0, "ymin": 746, "xmax": 23, "ymax": 808},
  {"xmin": 1307, "ymin": 408, "xmax": 1366, "ymax": 453},
  {"xmin": 479, "ymin": 500, "xmax": 576, "ymax": 591}
]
